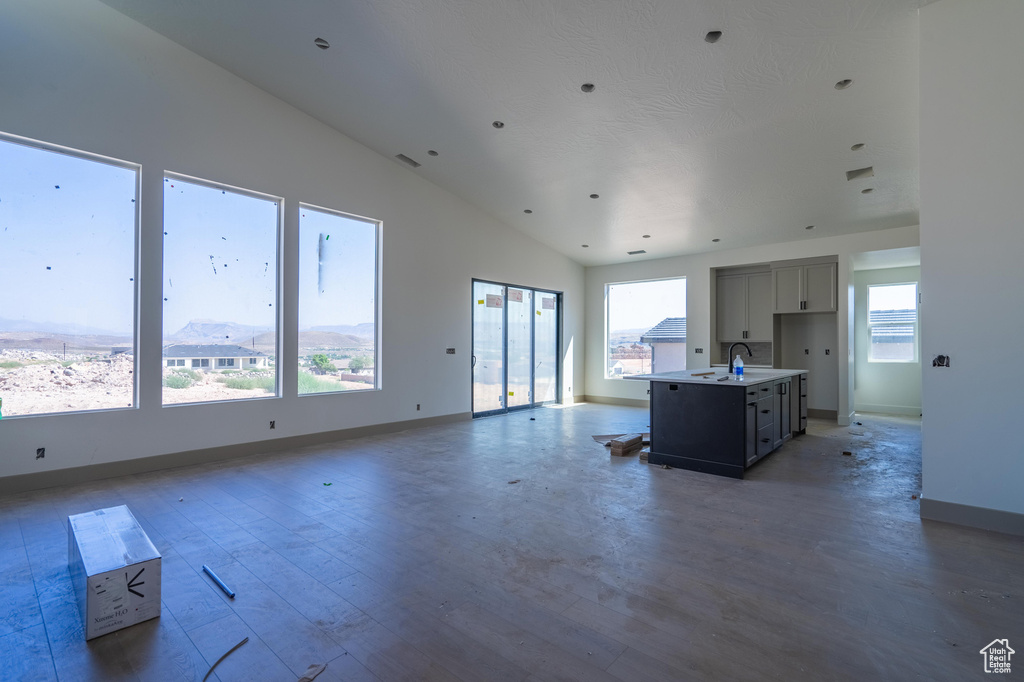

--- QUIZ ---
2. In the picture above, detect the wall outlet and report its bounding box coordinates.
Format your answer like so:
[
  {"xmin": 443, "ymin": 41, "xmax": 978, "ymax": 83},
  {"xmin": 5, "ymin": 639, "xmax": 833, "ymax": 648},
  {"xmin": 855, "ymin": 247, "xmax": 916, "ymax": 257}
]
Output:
[
  {"xmin": 825, "ymin": 349, "xmax": 830, "ymax": 355},
  {"xmin": 36, "ymin": 448, "xmax": 45, "ymax": 459},
  {"xmin": 269, "ymin": 420, "xmax": 275, "ymax": 429},
  {"xmin": 416, "ymin": 404, "xmax": 420, "ymax": 411},
  {"xmin": 445, "ymin": 348, "xmax": 455, "ymax": 355},
  {"xmin": 694, "ymin": 348, "xmax": 704, "ymax": 354},
  {"xmin": 804, "ymin": 348, "xmax": 809, "ymax": 355}
]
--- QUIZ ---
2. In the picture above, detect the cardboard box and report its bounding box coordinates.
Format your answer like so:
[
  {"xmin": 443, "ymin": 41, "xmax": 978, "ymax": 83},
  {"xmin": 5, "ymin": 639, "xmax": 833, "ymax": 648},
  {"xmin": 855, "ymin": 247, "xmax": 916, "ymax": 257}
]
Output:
[{"xmin": 68, "ymin": 505, "xmax": 161, "ymax": 640}]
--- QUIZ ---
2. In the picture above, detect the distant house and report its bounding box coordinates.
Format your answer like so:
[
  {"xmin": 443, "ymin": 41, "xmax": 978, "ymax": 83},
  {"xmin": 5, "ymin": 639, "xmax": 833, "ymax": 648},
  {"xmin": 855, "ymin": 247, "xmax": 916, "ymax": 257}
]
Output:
[
  {"xmin": 163, "ymin": 344, "xmax": 268, "ymax": 370},
  {"xmin": 640, "ymin": 317, "xmax": 687, "ymax": 374}
]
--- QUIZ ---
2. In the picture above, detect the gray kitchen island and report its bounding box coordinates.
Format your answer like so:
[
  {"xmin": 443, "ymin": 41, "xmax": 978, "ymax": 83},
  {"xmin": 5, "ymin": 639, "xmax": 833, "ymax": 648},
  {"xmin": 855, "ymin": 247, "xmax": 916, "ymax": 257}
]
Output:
[{"xmin": 627, "ymin": 368, "xmax": 808, "ymax": 478}]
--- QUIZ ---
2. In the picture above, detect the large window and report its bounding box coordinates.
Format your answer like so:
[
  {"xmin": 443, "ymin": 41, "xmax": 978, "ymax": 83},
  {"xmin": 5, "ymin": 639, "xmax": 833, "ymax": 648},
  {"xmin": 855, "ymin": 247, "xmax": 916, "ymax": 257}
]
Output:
[
  {"xmin": 868, "ymin": 283, "xmax": 918, "ymax": 362},
  {"xmin": 0, "ymin": 133, "xmax": 138, "ymax": 417},
  {"xmin": 606, "ymin": 277, "xmax": 687, "ymax": 378},
  {"xmin": 298, "ymin": 204, "xmax": 379, "ymax": 394},
  {"xmin": 162, "ymin": 175, "xmax": 280, "ymax": 404}
]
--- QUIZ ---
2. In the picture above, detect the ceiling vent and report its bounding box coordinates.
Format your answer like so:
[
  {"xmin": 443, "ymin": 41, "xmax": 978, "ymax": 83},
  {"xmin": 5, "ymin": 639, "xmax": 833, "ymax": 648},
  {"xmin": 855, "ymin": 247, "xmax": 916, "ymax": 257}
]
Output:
[
  {"xmin": 705, "ymin": 31, "xmax": 722, "ymax": 43},
  {"xmin": 846, "ymin": 166, "xmax": 874, "ymax": 181},
  {"xmin": 627, "ymin": 249, "xmax": 647, "ymax": 256},
  {"xmin": 395, "ymin": 154, "xmax": 421, "ymax": 168},
  {"xmin": 314, "ymin": 38, "xmax": 330, "ymax": 50}
]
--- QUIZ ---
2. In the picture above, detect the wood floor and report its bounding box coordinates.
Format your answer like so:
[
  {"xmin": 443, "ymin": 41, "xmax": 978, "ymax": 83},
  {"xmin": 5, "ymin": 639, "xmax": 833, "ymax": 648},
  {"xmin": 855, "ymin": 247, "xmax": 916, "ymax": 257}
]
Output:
[{"xmin": 1, "ymin": 404, "xmax": 1021, "ymax": 681}]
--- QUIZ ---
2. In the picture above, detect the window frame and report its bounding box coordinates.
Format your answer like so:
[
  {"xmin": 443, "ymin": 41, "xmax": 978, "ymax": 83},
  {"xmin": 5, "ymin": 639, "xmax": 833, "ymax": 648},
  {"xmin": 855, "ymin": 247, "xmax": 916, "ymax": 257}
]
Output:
[
  {"xmin": 866, "ymin": 281, "xmax": 919, "ymax": 364},
  {"xmin": 161, "ymin": 171, "xmax": 283, "ymax": 404},
  {"xmin": 604, "ymin": 276, "xmax": 687, "ymax": 379},
  {"xmin": 0, "ymin": 130, "xmax": 140, "ymax": 418},
  {"xmin": 297, "ymin": 202, "xmax": 382, "ymax": 395}
]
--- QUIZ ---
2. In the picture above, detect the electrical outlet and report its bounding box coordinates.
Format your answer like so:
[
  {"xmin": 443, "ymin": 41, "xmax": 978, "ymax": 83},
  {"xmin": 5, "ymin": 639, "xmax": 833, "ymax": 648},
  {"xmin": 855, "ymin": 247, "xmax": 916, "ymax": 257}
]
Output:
[
  {"xmin": 694, "ymin": 348, "xmax": 704, "ymax": 354},
  {"xmin": 825, "ymin": 349, "xmax": 830, "ymax": 355},
  {"xmin": 36, "ymin": 448, "xmax": 45, "ymax": 459},
  {"xmin": 445, "ymin": 348, "xmax": 455, "ymax": 355},
  {"xmin": 804, "ymin": 349, "xmax": 809, "ymax": 355},
  {"xmin": 269, "ymin": 420, "xmax": 275, "ymax": 429},
  {"xmin": 416, "ymin": 404, "xmax": 420, "ymax": 411}
]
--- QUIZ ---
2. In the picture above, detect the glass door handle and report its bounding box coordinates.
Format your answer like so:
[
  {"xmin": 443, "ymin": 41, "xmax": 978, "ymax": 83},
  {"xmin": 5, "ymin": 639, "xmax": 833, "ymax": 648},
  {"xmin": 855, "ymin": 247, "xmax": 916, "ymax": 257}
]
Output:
[{"xmin": 472, "ymin": 355, "xmax": 477, "ymax": 367}]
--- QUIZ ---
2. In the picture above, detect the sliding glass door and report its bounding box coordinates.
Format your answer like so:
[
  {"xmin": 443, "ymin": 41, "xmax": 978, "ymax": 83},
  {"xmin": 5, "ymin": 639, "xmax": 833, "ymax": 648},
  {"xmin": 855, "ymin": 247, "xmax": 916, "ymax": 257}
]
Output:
[{"xmin": 472, "ymin": 280, "xmax": 560, "ymax": 417}]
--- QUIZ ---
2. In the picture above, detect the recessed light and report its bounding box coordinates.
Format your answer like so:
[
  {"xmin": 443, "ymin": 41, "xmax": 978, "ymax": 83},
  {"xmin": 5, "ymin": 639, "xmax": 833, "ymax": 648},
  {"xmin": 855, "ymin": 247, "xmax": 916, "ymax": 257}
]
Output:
[
  {"xmin": 642, "ymin": 234, "xmax": 651, "ymax": 238},
  {"xmin": 805, "ymin": 225, "xmax": 815, "ymax": 230},
  {"xmin": 712, "ymin": 238, "xmax": 720, "ymax": 243},
  {"xmin": 581, "ymin": 244, "xmax": 589, "ymax": 248},
  {"xmin": 835, "ymin": 79, "xmax": 853, "ymax": 90},
  {"xmin": 861, "ymin": 188, "xmax": 874, "ymax": 194},
  {"xmin": 492, "ymin": 121, "xmax": 505, "ymax": 129},
  {"xmin": 627, "ymin": 250, "xmax": 647, "ymax": 255},
  {"xmin": 523, "ymin": 209, "xmax": 533, "ymax": 214},
  {"xmin": 589, "ymin": 193, "xmax": 599, "ymax": 199},
  {"xmin": 851, "ymin": 143, "xmax": 865, "ymax": 151},
  {"xmin": 427, "ymin": 150, "xmax": 439, "ymax": 157},
  {"xmin": 705, "ymin": 30, "xmax": 722, "ymax": 43},
  {"xmin": 314, "ymin": 37, "xmax": 330, "ymax": 50},
  {"xmin": 581, "ymin": 83, "xmax": 595, "ymax": 93}
]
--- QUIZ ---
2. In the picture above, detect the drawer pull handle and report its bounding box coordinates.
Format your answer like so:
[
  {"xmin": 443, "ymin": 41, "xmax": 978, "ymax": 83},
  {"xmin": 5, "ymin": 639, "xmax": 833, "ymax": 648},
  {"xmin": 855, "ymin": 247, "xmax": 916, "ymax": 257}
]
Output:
[
  {"xmin": 761, "ymin": 438, "xmax": 771, "ymax": 443},
  {"xmin": 747, "ymin": 402, "xmax": 757, "ymax": 407},
  {"xmin": 761, "ymin": 409, "xmax": 770, "ymax": 413}
]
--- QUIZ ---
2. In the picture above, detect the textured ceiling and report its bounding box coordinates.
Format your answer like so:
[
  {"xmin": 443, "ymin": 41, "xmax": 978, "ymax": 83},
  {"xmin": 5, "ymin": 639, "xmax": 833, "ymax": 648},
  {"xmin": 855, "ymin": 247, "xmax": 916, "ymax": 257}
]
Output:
[{"xmin": 98, "ymin": 0, "xmax": 922, "ymax": 266}]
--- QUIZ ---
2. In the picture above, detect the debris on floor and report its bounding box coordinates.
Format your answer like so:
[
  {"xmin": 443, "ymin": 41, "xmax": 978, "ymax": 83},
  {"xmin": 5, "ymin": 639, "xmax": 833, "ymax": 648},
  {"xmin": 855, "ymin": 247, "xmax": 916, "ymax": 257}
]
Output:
[
  {"xmin": 323, "ymin": 482, "xmax": 332, "ymax": 486},
  {"xmin": 610, "ymin": 434, "xmax": 643, "ymax": 456},
  {"xmin": 911, "ymin": 494, "xmax": 918, "ymax": 500},
  {"xmin": 593, "ymin": 433, "xmax": 650, "ymax": 446},
  {"xmin": 639, "ymin": 448, "xmax": 649, "ymax": 463},
  {"xmin": 202, "ymin": 636, "xmax": 248, "ymax": 682},
  {"xmin": 842, "ymin": 451, "xmax": 853, "ymax": 456},
  {"xmin": 661, "ymin": 464, "xmax": 672, "ymax": 470},
  {"xmin": 297, "ymin": 662, "xmax": 328, "ymax": 682},
  {"xmin": 508, "ymin": 479, "xmax": 520, "ymax": 485}
]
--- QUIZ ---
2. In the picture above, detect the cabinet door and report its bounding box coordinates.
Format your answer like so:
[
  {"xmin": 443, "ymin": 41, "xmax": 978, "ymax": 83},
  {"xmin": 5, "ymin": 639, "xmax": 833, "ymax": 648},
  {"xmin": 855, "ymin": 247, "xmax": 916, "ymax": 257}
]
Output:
[
  {"xmin": 775, "ymin": 379, "xmax": 791, "ymax": 445},
  {"xmin": 745, "ymin": 272, "xmax": 773, "ymax": 340},
  {"xmin": 772, "ymin": 266, "xmax": 803, "ymax": 313},
  {"xmin": 745, "ymin": 398, "xmax": 758, "ymax": 465},
  {"xmin": 716, "ymin": 275, "xmax": 747, "ymax": 341},
  {"xmin": 803, "ymin": 263, "xmax": 837, "ymax": 312}
]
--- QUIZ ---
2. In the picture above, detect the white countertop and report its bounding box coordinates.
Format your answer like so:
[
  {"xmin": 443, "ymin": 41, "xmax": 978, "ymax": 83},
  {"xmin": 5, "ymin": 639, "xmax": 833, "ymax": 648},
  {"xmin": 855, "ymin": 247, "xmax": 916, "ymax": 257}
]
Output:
[{"xmin": 625, "ymin": 368, "xmax": 807, "ymax": 385}]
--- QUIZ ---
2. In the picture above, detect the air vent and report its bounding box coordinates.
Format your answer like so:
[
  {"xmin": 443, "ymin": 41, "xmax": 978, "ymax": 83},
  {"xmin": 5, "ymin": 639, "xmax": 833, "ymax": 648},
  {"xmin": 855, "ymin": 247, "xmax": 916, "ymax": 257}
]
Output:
[
  {"xmin": 395, "ymin": 154, "xmax": 421, "ymax": 168},
  {"xmin": 705, "ymin": 30, "xmax": 722, "ymax": 43},
  {"xmin": 846, "ymin": 166, "xmax": 874, "ymax": 181},
  {"xmin": 627, "ymin": 249, "xmax": 647, "ymax": 256}
]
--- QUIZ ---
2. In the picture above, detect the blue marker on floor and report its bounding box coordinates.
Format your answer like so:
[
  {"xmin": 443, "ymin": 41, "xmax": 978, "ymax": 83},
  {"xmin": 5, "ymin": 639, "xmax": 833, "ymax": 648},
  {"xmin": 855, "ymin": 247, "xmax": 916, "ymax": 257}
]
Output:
[{"xmin": 203, "ymin": 564, "xmax": 235, "ymax": 598}]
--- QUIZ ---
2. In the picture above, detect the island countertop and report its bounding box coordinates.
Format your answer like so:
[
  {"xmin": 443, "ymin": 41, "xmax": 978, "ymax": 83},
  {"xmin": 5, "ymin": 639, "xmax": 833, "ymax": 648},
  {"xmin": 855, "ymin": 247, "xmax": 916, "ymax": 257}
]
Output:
[{"xmin": 625, "ymin": 367, "xmax": 806, "ymax": 385}]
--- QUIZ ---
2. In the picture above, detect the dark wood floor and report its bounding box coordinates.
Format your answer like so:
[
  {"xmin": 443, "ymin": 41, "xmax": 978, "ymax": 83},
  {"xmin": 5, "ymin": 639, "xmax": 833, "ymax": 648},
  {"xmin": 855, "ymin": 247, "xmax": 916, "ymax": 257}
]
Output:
[{"xmin": 1, "ymin": 405, "xmax": 1021, "ymax": 681}]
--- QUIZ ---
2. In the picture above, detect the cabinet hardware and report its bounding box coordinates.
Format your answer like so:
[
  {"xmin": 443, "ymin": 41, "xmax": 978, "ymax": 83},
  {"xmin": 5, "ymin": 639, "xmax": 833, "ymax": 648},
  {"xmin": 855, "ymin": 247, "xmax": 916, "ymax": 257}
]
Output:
[
  {"xmin": 761, "ymin": 409, "xmax": 770, "ymax": 414},
  {"xmin": 747, "ymin": 402, "xmax": 757, "ymax": 407},
  {"xmin": 761, "ymin": 438, "xmax": 771, "ymax": 443}
]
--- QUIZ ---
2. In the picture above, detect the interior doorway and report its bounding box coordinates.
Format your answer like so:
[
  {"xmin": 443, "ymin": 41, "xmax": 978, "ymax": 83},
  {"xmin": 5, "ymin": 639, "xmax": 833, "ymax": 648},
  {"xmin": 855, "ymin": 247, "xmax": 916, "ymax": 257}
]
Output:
[{"xmin": 472, "ymin": 279, "xmax": 560, "ymax": 417}]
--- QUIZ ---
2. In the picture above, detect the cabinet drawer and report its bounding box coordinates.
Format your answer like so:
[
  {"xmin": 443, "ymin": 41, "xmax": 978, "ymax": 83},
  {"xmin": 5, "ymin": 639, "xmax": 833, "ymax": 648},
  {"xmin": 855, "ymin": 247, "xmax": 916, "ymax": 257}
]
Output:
[
  {"xmin": 756, "ymin": 397, "xmax": 774, "ymax": 430},
  {"xmin": 757, "ymin": 425, "xmax": 775, "ymax": 457}
]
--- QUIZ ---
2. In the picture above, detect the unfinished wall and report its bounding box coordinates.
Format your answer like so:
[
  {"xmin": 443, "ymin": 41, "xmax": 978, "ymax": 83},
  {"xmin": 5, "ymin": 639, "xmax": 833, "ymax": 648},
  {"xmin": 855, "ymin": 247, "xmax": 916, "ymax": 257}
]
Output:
[
  {"xmin": 920, "ymin": 0, "xmax": 1024, "ymax": 523},
  {"xmin": 0, "ymin": 0, "xmax": 584, "ymax": 482}
]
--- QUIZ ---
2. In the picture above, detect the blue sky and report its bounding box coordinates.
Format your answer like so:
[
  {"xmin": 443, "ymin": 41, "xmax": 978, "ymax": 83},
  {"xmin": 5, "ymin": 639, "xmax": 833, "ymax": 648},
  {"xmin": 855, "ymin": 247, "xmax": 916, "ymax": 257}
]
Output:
[
  {"xmin": 0, "ymin": 137, "xmax": 136, "ymax": 335},
  {"xmin": 608, "ymin": 278, "xmax": 687, "ymax": 333}
]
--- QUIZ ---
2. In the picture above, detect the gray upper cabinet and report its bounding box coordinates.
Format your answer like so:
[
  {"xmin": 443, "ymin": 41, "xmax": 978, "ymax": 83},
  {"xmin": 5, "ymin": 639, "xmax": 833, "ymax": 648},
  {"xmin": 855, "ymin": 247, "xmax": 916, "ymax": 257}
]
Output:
[
  {"xmin": 772, "ymin": 262, "xmax": 836, "ymax": 313},
  {"xmin": 717, "ymin": 272, "xmax": 773, "ymax": 341}
]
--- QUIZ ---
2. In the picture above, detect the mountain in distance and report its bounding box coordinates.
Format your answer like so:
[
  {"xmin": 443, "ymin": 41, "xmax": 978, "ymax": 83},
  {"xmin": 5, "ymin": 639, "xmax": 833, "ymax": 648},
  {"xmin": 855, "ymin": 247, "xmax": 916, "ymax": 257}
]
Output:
[
  {"xmin": 249, "ymin": 330, "xmax": 369, "ymax": 351},
  {"xmin": 0, "ymin": 316, "xmax": 128, "ymax": 337},
  {"xmin": 167, "ymin": 319, "xmax": 272, "ymax": 345},
  {"xmin": 307, "ymin": 323, "xmax": 375, "ymax": 339}
]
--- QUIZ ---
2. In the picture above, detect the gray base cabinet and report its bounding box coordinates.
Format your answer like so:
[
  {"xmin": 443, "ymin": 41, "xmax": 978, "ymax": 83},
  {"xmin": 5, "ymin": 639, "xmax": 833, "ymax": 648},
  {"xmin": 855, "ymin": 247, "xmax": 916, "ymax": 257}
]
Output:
[{"xmin": 648, "ymin": 373, "xmax": 806, "ymax": 479}]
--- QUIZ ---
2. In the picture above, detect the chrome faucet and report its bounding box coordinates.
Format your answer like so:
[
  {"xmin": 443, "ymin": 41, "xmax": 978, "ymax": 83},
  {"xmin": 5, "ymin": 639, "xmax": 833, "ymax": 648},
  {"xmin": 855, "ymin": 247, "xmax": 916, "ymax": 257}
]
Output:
[{"xmin": 728, "ymin": 342, "xmax": 753, "ymax": 374}]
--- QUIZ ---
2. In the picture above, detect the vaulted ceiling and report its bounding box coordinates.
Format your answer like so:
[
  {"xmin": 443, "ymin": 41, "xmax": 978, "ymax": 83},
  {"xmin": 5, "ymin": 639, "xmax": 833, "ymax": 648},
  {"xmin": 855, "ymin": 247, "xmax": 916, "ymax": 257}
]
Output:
[{"xmin": 99, "ymin": 0, "xmax": 926, "ymax": 266}]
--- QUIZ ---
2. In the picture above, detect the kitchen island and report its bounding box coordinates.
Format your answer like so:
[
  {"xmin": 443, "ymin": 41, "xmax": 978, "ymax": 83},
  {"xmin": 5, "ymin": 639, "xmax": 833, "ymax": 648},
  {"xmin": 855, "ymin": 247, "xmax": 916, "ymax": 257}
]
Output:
[{"xmin": 627, "ymin": 368, "xmax": 808, "ymax": 478}]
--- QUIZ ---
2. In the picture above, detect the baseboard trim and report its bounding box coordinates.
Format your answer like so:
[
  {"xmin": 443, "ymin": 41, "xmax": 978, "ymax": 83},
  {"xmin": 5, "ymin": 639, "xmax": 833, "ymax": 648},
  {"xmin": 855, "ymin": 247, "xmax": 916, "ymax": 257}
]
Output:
[
  {"xmin": 580, "ymin": 395, "xmax": 650, "ymax": 409},
  {"xmin": 854, "ymin": 404, "xmax": 922, "ymax": 416},
  {"xmin": 807, "ymin": 408, "xmax": 838, "ymax": 420},
  {"xmin": 920, "ymin": 498, "xmax": 1024, "ymax": 537},
  {"xmin": 0, "ymin": 412, "xmax": 471, "ymax": 496}
]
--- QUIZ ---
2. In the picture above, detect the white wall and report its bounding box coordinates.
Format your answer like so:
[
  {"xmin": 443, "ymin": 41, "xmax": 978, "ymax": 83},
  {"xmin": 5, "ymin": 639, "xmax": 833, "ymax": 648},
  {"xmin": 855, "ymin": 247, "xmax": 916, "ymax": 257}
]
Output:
[
  {"xmin": 584, "ymin": 225, "xmax": 920, "ymax": 424},
  {"xmin": 920, "ymin": 0, "xmax": 1024, "ymax": 515},
  {"xmin": 853, "ymin": 266, "xmax": 921, "ymax": 415},
  {"xmin": 0, "ymin": 0, "xmax": 584, "ymax": 479}
]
